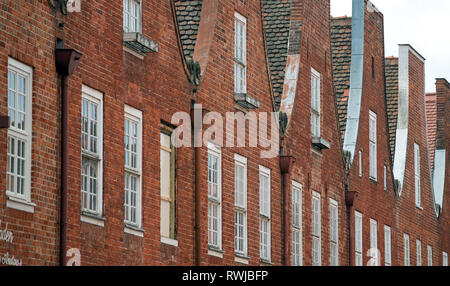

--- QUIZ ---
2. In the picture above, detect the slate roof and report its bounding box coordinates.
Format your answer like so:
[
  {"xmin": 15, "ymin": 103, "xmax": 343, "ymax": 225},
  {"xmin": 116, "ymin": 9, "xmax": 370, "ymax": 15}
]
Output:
[
  {"xmin": 261, "ymin": 0, "xmax": 292, "ymax": 111},
  {"xmin": 425, "ymin": 93, "xmax": 437, "ymax": 170},
  {"xmin": 330, "ymin": 17, "xmax": 352, "ymax": 140},
  {"xmin": 385, "ymin": 57, "xmax": 399, "ymax": 160},
  {"xmin": 174, "ymin": 0, "xmax": 203, "ymax": 59}
]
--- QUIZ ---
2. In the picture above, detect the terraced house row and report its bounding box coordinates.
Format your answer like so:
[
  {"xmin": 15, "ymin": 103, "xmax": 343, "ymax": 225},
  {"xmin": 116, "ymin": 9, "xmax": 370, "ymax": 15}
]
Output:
[{"xmin": 0, "ymin": 0, "xmax": 448, "ymax": 266}]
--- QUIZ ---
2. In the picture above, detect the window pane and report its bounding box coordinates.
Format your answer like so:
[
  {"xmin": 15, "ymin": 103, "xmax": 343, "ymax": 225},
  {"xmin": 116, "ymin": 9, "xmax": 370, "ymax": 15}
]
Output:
[{"xmin": 208, "ymin": 154, "xmax": 219, "ymax": 199}]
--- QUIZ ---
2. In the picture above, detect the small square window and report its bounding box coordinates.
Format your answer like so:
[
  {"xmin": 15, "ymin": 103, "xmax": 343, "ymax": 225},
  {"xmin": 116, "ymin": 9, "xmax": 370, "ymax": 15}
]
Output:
[{"xmin": 123, "ymin": 0, "xmax": 141, "ymax": 33}]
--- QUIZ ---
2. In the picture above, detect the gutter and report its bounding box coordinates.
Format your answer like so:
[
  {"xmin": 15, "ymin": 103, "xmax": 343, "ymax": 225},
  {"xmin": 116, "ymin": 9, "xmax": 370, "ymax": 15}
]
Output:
[
  {"xmin": 280, "ymin": 155, "xmax": 296, "ymax": 266},
  {"xmin": 55, "ymin": 48, "xmax": 82, "ymax": 266}
]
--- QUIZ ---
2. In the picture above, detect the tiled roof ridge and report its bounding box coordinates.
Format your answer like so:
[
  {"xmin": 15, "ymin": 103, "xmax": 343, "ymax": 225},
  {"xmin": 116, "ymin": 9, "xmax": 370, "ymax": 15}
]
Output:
[
  {"xmin": 330, "ymin": 16, "xmax": 352, "ymax": 139},
  {"xmin": 262, "ymin": 0, "xmax": 293, "ymax": 111}
]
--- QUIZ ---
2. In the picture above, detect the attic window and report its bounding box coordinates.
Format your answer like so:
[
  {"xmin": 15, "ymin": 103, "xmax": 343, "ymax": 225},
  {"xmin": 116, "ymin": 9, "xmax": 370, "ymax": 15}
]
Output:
[
  {"xmin": 124, "ymin": 0, "xmax": 141, "ymax": 33},
  {"xmin": 371, "ymin": 56, "xmax": 375, "ymax": 79}
]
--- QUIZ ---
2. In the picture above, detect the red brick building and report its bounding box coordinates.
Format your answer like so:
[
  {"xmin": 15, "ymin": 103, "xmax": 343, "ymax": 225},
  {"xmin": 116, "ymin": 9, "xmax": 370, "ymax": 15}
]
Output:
[
  {"xmin": 263, "ymin": 0, "xmax": 347, "ymax": 266},
  {"xmin": 0, "ymin": 0, "xmax": 447, "ymax": 267},
  {"xmin": 175, "ymin": 0, "xmax": 282, "ymax": 266}
]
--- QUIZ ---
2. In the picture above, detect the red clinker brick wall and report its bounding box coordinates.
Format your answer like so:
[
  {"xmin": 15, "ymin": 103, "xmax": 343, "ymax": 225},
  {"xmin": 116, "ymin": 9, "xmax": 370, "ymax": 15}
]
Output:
[
  {"xmin": 346, "ymin": 6, "xmax": 397, "ymax": 266},
  {"xmin": 0, "ymin": 0, "xmax": 446, "ymax": 267},
  {"xmin": 0, "ymin": 0, "xmax": 60, "ymax": 266},
  {"xmin": 435, "ymin": 78, "xmax": 450, "ymax": 265},
  {"xmin": 282, "ymin": 0, "xmax": 348, "ymax": 266}
]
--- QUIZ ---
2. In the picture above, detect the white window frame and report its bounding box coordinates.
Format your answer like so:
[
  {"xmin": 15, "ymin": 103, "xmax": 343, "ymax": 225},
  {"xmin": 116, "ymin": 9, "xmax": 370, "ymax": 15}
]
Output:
[
  {"xmin": 414, "ymin": 143, "xmax": 421, "ymax": 208},
  {"xmin": 443, "ymin": 252, "xmax": 448, "ymax": 266},
  {"xmin": 6, "ymin": 58, "xmax": 33, "ymax": 210},
  {"xmin": 404, "ymin": 233, "xmax": 410, "ymax": 266},
  {"xmin": 292, "ymin": 181, "xmax": 303, "ymax": 266},
  {"xmin": 234, "ymin": 12, "xmax": 247, "ymax": 94},
  {"xmin": 329, "ymin": 199, "xmax": 339, "ymax": 266},
  {"xmin": 369, "ymin": 110, "xmax": 377, "ymax": 181},
  {"xmin": 311, "ymin": 68, "xmax": 321, "ymax": 138},
  {"xmin": 123, "ymin": 105, "xmax": 142, "ymax": 230},
  {"xmin": 259, "ymin": 166, "xmax": 271, "ymax": 262},
  {"xmin": 234, "ymin": 154, "xmax": 248, "ymax": 257},
  {"xmin": 208, "ymin": 142, "xmax": 222, "ymax": 251},
  {"xmin": 312, "ymin": 191, "xmax": 322, "ymax": 266},
  {"xmin": 359, "ymin": 150, "xmax": 363, "ymax": 178},
  {"xmin": 427, "ymin": 245, "xmax": 433, "ymax": 266},
  {"xmin": 383, "ymin": 165, "xmax": 387, "ymax": 191},
  {"xmin": 355, "ymin": 211, "xmax": 363, "ymax": 266},
  {"xmin": 416, "ymin": 239, "xmax": 422, "ymax": 266},
  {"xmin": 369, "ymin": 219, "xmax": 379, "ymax": 266},
  {"xmin": 160, "ymin": 129, "xmax": 177, "ymax": 243},
  {"xmin": 384, "ymin": 225, "xmax": 392, "ymax": 266},
  {"xmin": 81, "ymin": 85, "xmax": 103, "ymax": 218},
  {"xmin": 123, "ymin": 0, "xmax": 142, "ymax": 33}
]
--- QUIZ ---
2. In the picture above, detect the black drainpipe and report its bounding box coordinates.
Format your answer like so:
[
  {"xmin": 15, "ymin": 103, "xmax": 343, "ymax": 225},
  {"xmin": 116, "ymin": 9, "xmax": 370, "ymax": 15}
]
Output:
[
  {"xmin": 0, "ymin": 116, "xmax": 10, "ymax": 129},
  {"xmin": 345, "ymin": 189, "xmax": 358, "ymax": 266},
  {"xmin": 55, "ymin": 48, "xmax": 82, "ymax": 266},
  {"xmin": 280, "ymin": 155, "xmax": 296, "ymax": 266}
]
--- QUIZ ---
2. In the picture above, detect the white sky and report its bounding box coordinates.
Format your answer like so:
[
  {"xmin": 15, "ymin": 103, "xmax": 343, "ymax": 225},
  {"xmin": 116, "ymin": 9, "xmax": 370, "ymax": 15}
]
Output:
[{"xmin": 331, "ymin": 0, "xmax": 450, "ymax": 93}]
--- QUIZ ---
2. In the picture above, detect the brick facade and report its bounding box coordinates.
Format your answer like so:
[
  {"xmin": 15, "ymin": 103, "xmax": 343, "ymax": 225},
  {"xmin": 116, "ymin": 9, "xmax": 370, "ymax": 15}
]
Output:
[
  {"xmin": 331, "ymin": 6, "xmax": 397, "ymax": 266},
  {"xmin": 0, "ymin": 0, "xmax": 447, "ymax": 266}
]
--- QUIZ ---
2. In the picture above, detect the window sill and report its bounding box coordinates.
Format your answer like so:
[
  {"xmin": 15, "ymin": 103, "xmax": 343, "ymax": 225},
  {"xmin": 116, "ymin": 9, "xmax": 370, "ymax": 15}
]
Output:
[
  {"xmin": 161, "ymin": 237, "xmax": 178, "ymax": 247},
  {"xmin": 123, "ymin": 46, "xmax": 145, "ymax": 60},
  {"xmin": 6, "ymin": 195, "xmax": 35, "ymax": 214},
  {"xmin": 208, "ymin": 247, "xmax": 224, "ymax": 259},
  {"xmin": 312, "ymin": 137, "xmax": 331, "ymax": 150},
  {"xmin": 80, "ymin": 213, "xmax": 105, "ymax": 227},
  {"xmin": 369, "ymin": 178, "xmax": 378, "ymax": 184},
  {"xmin": 124, "ymin": 224, "xmax": 144, "ymax": 237},
  {"xmin": 416, "ymin": 205, "xmax": 423, "ymax": 211}
]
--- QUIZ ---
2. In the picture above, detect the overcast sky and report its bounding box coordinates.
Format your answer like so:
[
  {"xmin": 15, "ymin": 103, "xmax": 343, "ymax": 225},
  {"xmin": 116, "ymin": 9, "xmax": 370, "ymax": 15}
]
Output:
[{"xmin": 331, "ymin": 0, "xmax": 450, "ymax": 93}]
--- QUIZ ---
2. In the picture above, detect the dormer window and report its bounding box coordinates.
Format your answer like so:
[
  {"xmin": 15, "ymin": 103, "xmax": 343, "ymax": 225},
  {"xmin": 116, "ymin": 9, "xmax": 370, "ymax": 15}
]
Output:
[
  {"xmin": 311, "ymin": 68, "xmax": 330, "ymax": 150},
  {"xmin": 124, "ymin": 0, "xmax": 141, "ymax": 33},
  {"xmin": 123, "ymin": 0, "xmax": 158, "ymax": 56}
]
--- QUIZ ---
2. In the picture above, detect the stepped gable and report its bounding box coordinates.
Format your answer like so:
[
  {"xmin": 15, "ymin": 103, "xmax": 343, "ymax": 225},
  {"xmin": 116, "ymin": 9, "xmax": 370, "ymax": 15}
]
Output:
[
  {"xmin": 262, "ymin": 0, "xmax": 292, "ymax": 110},
  {"xmin": 174, "ymin": 0, "xmax": 203, "ymax": 59}
]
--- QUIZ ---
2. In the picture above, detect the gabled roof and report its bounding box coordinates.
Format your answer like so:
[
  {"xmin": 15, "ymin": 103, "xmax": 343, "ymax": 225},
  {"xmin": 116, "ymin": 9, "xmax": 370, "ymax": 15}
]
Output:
[
  {"xmin": 385, "ymin": 57, "xmax": 399, "ymax": 160},
  {"xmin": 261, "ymin": 0, "xmax": 292, "ymax": 111},
  {"xmin": 330, "ymin": 17, "xmax": 352, "ymax": 140},
  {"xmin": 174, "ymin": 0, "xmax": 203, "ymax": 59}
]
